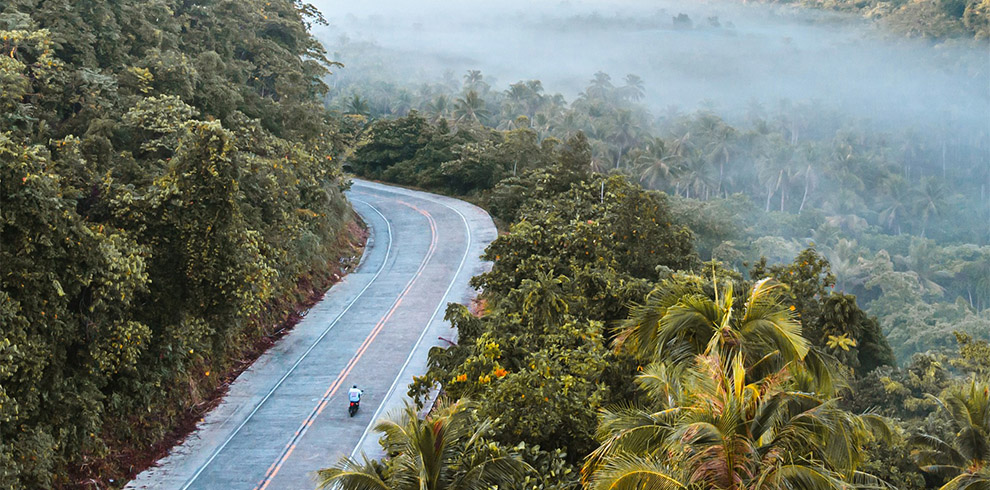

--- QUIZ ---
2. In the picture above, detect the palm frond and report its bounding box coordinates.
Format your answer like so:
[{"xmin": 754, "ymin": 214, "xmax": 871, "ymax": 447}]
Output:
[
  {"xmin": 919, "ymin": 464, "xmax": 967, "ymax": 479},
  {"xmin": 659, "ymin": 295, "xmax": 722, "ymax": 356},
  {"xmin": 586, "ymin": 453, "xmax": 686, "ymax": 490},
  {"xmin": 459, "ymin": 455, "xmax": 533, "ymax": 490},
  {"xmin": 938, "ymin": 472, "xmax": 990, "ymax": 490},
  {"xmin": 910, "ymin": 433, "xmax": 967, "ymax": 467},
  {"xmin": 757, "ymin": 463, "xmax": 846, "ymax": 490},
  {"xmin": 316, "ymin": 455, "xmax": 391, "ymax": 490}
]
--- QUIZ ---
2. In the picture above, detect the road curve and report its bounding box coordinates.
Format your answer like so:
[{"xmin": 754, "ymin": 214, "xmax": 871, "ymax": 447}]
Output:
[{"xmin": 126, "ymin": 180, "xmax": 497, "ymax": 490}]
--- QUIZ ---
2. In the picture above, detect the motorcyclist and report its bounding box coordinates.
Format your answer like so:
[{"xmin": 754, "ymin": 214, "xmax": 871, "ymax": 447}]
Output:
[{"xmin": 348, "ymin": 385, "xmax": 363, "ymax": 406}]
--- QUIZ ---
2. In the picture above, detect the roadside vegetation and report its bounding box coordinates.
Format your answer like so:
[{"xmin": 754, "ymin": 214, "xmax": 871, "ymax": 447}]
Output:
[
  {"xmin": 325, "ymin": 127, "xmax": 989, "ymax": 488},
  {"xmin": 0, "ymin": 1, "xmax": 353, "ymax": 487},
  {"xmin": 318, "ymin": 3, "xmax": 988, "ymax": 488},
  {"xmin": 2, "ymin": 0, "xmax": 987, "ymax": 489}
]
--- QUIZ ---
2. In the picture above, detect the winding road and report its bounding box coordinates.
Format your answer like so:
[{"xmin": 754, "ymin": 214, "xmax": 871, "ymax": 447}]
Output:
[{"xmin": 126, "ymin": 180, "xmax": 497, "ymax": 490}]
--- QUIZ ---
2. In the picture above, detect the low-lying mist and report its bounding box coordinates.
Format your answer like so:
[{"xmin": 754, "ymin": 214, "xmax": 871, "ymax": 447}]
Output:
[{"xmin": 310, "ymin": 0, "xmax": 988, "ymax": 132}]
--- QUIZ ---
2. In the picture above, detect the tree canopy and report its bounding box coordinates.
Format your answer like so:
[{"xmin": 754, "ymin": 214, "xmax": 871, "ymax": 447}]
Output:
[{"xmin": 0, "ymin": 1, "xmax": 352, "ymax": 487}]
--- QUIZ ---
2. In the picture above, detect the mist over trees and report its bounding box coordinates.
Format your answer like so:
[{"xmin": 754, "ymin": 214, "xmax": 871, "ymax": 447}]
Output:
[
  {"xmin": 2, "ymin": 0, "xmax": 988, "ymax": 488},
  {"xmin": 317, "ymin": 2, "xmax": 988, "ymax": 489},
  {"xmin": 312, "ymin": 0, "xmax": 987, "ymax": 127},
  {"xmin": 320, "ymin": 8, "xmax": 990, "ymax": 360}
]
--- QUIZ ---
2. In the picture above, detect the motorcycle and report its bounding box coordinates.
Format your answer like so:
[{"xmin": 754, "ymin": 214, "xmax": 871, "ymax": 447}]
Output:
[{"xmin": 348, "ymin": 400, "xmax": 360, "ymax": 417}]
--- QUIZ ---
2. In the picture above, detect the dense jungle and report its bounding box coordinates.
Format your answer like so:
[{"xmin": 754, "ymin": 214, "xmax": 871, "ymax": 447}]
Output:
[{"xmin": 0, "ymin": 0, "xmax": 987, "ymax": 489}]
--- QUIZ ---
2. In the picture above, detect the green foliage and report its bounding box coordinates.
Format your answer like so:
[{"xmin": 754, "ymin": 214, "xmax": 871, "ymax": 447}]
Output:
[
  {"xmin": 747, "ymin": 0, "xmax": 989, "ymax": 39},
  {"xmin": 751, "ymin": 247, "xmax": 896, "ymax": 375},
  {"xmin": 347, "ymin": 111, "xmax": 562, "ymax": 197},
  {"xmin": 0, "ymin": 0, "xmax": 351, "ymax": 486},
  {"xmin": 357, "ymin": 99, "xmax": 916, "ymax": 489},
  {"xmin": 860, "ymin": 440, "xmax": 928, "ymax": 490},
  {"xmin": 952, "ymin": 333, "xmax": 990, "ymax": 376},
  {"xmin": 348, "ymin": 112, "xmax": 435, "ymax": 179},
  {"xmin": 317, "ymin": 399, "xmax": 532, "ymax": 490},
  {"xmin": 405, "ymin": 163, "xmax": 696, "ymax": 475},
  {"xmin": 863, "ymin": 250, "xmax": 990, "ymax": 362},
  {"xmin": 332, "ymin": 58, "xmax": 990, "ymax": 365},
  {"xmin": 587, "ymin": 298, "xmax": 891, "ymax": 489},
  {"xmin": 910, "ymin": 378, "xmax": 990, "ymax": 488}
]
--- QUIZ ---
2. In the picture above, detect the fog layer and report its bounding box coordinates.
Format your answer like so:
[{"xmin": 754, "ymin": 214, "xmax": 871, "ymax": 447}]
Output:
[{"xmin": 310, "ymin": 0, "xmax": 988, "ymax": 129}]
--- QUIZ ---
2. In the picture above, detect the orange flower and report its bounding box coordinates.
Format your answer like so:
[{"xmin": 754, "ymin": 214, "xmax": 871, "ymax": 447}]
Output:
[
  {"xmin": 789, "ymin": 305, "xmax": 796, "ymax": 311},
  {"xmin": 455, "ymin": 373, "xmax": 468, "ymax": 382},
  {"xmin": 494, "ymin": 368, "xmax": 508, "ymax": 378}
]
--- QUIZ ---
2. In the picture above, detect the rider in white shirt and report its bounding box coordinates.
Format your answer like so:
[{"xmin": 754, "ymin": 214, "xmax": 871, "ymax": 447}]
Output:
[{"xmin": 348, "ymin": 385, "xmax": 363, "ymax": 403}]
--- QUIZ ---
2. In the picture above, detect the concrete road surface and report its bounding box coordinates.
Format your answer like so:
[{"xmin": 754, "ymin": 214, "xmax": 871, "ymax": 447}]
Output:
[{"xmin": 126, "ymin": 180, "xmax": 497, "ymax": 490}]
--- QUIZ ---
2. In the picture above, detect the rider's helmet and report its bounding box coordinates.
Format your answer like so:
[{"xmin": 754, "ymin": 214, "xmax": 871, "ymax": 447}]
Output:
[{"xmin": 353, "ymin": 385, "xmax": 357, "ymax": 388}]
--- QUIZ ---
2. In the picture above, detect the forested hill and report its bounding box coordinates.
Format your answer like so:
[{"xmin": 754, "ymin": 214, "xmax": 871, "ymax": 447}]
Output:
[
  {"xmin": 0, "ymin": 1, "xmax": 353, "ymax": 488},
  {"xmin": 744, "ymin": 0, "xmax": 989, "ymax": 40}
]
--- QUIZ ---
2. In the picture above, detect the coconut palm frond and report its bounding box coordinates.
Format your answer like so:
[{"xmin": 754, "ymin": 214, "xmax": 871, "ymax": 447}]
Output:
[
  {"xmin": 316, "ymin": 456, "xmax": 390, "ymax": 490},
  {"xmin": 587, "ymin": 452, "xmax": 687, "ymax": 490},
  {"xmin": 758, "ymin": 464, "xmax": 846, "ymax": 490}
]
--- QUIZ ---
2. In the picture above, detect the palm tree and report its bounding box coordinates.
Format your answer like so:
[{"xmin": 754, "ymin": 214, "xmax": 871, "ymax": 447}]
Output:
[
  {"xmin": 621, "ymin": 74, "xmax": 645, "ymax": 101},
  {"xmin": 317, "ymin": 399, "xmax": 528, "ymax": 489},
  {"xmin": 453, "ymin": 90, "xmax": 489, "ymax": 126},
  {"xmin": 675, "ymin": 149, "xmax": 716, "ymax": 200},
  {"xmin": 958, "ymin": 255, "xmax": 990, "ymax": 311},
  {"xmin": 825, "ymin": 238, "xmax": 869, "ymax": 294},
  {"xmin": 826, "ymin": 139, "xmax": 866, "ymax": 200},
  {"xmin": 614, "ymin": 277, "xmax": 810, "ymax": 369},
  {"xmin": 911, "ymin": 379, "xmax": 990, "ymax": 490},
  {"xmin": 584, "ymin": 345, "xmax": 888, "ymax": 490},
  {"xmin": 427, "ymin": 94, "xmax": 452, "ymax": 124},
  {"xmin": 584, "ymin": 71, "xmax": 614, "ymax": 101},
  {"xmin": 913, "ymin": 176, "xmax": 947, "ymax": 238},
  {"xmin": 391, "ymin": 90, "xmax": 414, "ymax": 117},
  {"xmin": 693, "ymin": 113, "xmax": 735, "ymax": 196},
  {"xmin": 504, "ymin": 82, "xmax": 530, "ymax": 119},
  {"xmin": 878, "ymin": 174, "xmax": 911, "ymax": 235},
  {"xmin": 636, "ymin": 137, "xmax": 679, "ymax": 190},
  {"xmin": 795, "ymin": 142, "xmax": 824, "ymax": 213},
  {"xmin": 462, "ymin": 70, "xmax": 487, "ymax": 94},
  {"xmin": 609, "ymin": 110, "xmax": 642, "ymax": 169},
  {"xmin": 756, "ymin": 134, "xmax": 794, "ymax": 212},
  {"xmin": 894, "ymin": 239, "xmax": 950, "ymax": 297},
  {"xmin": 346, "ymin": 94, "xmax": 370, "ymax": 116}
]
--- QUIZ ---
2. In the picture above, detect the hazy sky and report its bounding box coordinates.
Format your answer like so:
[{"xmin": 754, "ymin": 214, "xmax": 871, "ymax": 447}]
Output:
[{"xmin": 308, "ymin": 0, "xmax": 989, "ymax": 129}]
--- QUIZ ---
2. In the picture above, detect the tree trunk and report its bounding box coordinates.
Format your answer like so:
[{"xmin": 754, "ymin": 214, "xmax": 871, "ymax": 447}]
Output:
[
  {"xmin": 718, "ymin": 160, "xmax": 724, "ymax": 195},
  {"xmin": 941, "ymin": 140, "xmax": 947, "ymax": 178},
  {"xmin": 780, "ymin": 182, "xmax": 786, "ymax": 212},
  {"xmin": 798, "ymin": 165, "xmax": 811, "ymax": 213}
]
